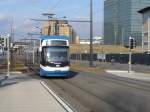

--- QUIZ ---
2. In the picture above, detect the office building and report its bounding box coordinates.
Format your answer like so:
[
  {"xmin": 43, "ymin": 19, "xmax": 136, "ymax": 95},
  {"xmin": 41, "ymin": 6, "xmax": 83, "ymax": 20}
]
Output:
[
  {"xmin": 42, "ymin": 20, "xmax": 76, "ymax": 43},
  {"xmin": 138, "ymin": 6, "xmax": 150, "ymax": 52},
  {"xmin": 104, "ymin": 0, "xmax": 150, "ymax": 45}
]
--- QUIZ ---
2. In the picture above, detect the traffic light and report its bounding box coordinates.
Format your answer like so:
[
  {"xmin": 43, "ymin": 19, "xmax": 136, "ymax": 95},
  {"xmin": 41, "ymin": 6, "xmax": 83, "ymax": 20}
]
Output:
[
  {"xmin": 129, "ymin": 38, "xmax": 136, "ymax": 49},
  {"xmin": 134, "ymin": 40, "xmax": 136, "ymax": 48},
  {"xmin": 130, "ymin": 38, "xmax": 134, "ymax": 49}
]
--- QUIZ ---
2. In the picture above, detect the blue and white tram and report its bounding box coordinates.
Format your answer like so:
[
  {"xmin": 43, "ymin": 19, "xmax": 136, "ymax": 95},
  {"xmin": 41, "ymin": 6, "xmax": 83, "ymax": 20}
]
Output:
[
  {"xmin": 39, "ymin": 36, "xmax": 70, "ymax": 77},
  {"xmin": 0, "ymin": 44, "xmax": 3, "ymax": 54}
]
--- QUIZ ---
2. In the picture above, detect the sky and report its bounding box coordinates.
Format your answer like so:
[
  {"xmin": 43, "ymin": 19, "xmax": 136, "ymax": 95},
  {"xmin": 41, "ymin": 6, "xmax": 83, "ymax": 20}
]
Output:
[{"xmin": 0, "ymin": 0, "xmax": 104, "ymax": 40}]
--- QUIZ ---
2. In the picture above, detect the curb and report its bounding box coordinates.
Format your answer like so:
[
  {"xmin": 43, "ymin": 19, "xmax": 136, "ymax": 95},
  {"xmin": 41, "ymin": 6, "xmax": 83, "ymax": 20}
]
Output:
[
  {"xmin": 40, "ymin": 81, "xmax": 76, "ymax": 112},
  {"xmin": 105, "ymin": 70, "xmax": 135, "ymax": 73}
]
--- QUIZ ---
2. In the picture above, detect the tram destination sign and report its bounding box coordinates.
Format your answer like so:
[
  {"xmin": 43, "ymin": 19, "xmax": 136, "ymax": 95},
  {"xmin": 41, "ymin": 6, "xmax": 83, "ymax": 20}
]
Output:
[{"xmin": 45, "ymin": 40, "xmax": 67, "ymax": 46}]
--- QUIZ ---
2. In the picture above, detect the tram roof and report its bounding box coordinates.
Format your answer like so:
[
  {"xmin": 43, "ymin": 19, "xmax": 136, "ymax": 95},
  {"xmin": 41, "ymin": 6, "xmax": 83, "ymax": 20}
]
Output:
[{"xmin": 39, "ymin": 35, "xmax": 69, "ymax": 40}]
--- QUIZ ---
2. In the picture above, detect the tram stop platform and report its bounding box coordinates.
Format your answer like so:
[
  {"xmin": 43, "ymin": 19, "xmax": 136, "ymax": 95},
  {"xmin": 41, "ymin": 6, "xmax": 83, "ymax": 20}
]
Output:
[{"xmin": 0, "ymin": 72, "xmax": 74, "ymax": 112}]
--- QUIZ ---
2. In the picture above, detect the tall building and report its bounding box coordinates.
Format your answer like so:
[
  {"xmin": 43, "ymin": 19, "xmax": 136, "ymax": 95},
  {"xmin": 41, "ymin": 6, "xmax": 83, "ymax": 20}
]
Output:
[
  {"xmin": 138, "ymin": 6, "xmax": 150, "ymax": 53},
  {"xmin": 42, "ymin": 20, "xmax": 76, "ymax": 43},
  {"xmin": 104, "ymin": 0, "xmax": 150, "ymax": 45}
]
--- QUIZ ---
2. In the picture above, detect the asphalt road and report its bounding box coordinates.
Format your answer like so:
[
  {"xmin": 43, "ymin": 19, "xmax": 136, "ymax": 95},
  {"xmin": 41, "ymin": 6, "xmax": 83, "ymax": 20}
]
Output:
[{"xmin": 32, "ymin": 70, "xmax": 150, "ymax": 112}]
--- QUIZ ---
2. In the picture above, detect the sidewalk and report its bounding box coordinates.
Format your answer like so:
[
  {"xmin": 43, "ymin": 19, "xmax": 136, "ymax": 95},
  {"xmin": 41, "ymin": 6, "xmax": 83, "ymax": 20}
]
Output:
[
  {"xmin": 0, "ymin": 73, "xmax": 74, "ymax": 112},
  {"xmin": 106, "ymin": 70, "xmax": 150, "ymax": 82}
]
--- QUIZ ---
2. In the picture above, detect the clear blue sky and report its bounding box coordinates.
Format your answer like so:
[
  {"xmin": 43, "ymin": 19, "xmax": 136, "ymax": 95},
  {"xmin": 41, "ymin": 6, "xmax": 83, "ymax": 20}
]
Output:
[{"xmin": 0, "ymin": 0, "xmax": 104, "ymax": 40}]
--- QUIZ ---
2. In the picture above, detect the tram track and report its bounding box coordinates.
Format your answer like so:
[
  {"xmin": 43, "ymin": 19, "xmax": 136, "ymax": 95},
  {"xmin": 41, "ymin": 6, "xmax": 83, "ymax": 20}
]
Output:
[
  {"xmin": 28, "ymin": 67, "xmax": 150, "ymax": 112},
  {"xmin": 50, "ymin": 75, "xmax": 150, "ymax": 112},
  {"xmin": 44, "ymin": 74, "xmax": 150, "ymax": 112},
  {"xmin": 50, "ymin": 79, "xmax": 126, "ymax": 112},
  {"xmin": 62, "ymin": 75, "xmax": 150, "ymax": 111},
  {"xmin": 64, "ymin": 79, "xmax": 129, "ymax": 112},
  {"xmin": 29, "ymin": 66, "xmax": 150, "ymax": 93},
  {"xmin": 74, "ymin": 71, "xmax": 150, "ymax": 92},
  {"xmin": 99, "ymin": 75, "xmax": 150, "ymax": 92},
  {"xmin": 28, "ymin": 68, "xmax": 125, "ymax": 111}
]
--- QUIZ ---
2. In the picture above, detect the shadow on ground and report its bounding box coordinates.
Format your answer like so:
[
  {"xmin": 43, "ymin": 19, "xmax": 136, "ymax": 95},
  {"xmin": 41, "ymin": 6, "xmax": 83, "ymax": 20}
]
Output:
[
  {"xmin": 0, "ymin": 81, "xmax": 18, "ymax": 88},
  {"xmin": 0, "ymin": 74, "xmax": 35, "ymax": 88}
]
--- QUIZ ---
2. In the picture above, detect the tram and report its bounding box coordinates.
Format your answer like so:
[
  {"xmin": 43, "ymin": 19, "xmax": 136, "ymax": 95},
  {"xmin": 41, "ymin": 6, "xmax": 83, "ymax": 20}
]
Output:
[{"xmin": 39, "ymin": 36, "xmax": 70, "ymax": 77}]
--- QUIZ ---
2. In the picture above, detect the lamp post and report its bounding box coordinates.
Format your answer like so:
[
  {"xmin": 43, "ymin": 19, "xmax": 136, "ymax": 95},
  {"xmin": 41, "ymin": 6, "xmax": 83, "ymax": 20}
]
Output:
[
  {"xmin": 148, "ymin": 16, "xmax": 150, "ymax": 53},
  {"xmin": 89, "ymin": 0, "xmax": 93, "ymax": 67}
]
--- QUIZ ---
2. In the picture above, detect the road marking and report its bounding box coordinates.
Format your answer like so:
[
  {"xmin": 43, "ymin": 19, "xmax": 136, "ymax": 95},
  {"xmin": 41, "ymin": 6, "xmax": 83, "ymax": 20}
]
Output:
[
  {"xmin": 106, "ymin": 70, "xmax": 150, "ymax": 81},
  {"xmin": 41, "ymin": 81, "xmax": 75, "ymax": 112},
  {"xmin": 105, "ymin": 70, "xmax": 135, "ymax": 73}
]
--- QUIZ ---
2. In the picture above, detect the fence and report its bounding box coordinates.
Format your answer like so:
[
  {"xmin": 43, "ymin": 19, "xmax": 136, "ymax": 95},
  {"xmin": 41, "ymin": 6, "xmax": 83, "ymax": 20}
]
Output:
[{"xmin": 70, "ymin": 53, "xmax": 150, "ymax": 65}]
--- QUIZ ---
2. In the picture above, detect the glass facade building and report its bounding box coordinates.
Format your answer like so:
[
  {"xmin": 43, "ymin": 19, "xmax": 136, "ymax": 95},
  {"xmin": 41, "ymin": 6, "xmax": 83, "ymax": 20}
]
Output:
[
  {"xmin": 138, "ymin": 7, "xmax": 150, "ymax": 52},
  {"xmin": 104, "ymin": 0, "xmax": 150, "ymax": 45}
]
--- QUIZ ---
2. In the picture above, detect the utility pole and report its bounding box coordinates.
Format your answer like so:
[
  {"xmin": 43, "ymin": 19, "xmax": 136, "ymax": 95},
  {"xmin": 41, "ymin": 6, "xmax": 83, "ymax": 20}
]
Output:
[
  {"xmin": 142, "ymin": 23, "xmax": 144, "ymax": 53},
  {"xmin": 89, "ymin": 0, "xmax": 93, "ymax": 67},
  {"xmin": 48, "ymin": 16, "xmax": 51, "ymax": 35},
  {"xmin": 114, "ymin": 30, "xmax": 117, "ymax": 45},
  {"xmin": 10, "ymin": 18, "xmax": 14, "ymax": 71},
  {"xmin": 128, "ymin": 37, "xmax": 132, "ymax": 73},
  {"xmin": 10, "ymin": 18, "xmax": 14, "ymax": 42},
  {"xmin": 40, "ymin": 28, "xmax": 42, "ymax": 36},
  {"xmin": 128, "ymin": 37, "xmax": 135, "ymax": 73},
  {"xmin": 148, "ymin": 16, "xmax": 150, "ymax": 53},
  {"xmin": 121, "ymin": 28, "xmax": 124, "ymax": 46},
  {"xmin": 7, "ymin": 34, "xmax": 10, "ymax": 77}
]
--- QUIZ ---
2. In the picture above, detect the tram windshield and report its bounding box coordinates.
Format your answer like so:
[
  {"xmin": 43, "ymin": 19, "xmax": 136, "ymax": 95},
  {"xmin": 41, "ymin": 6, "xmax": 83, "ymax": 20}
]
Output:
[{"xmin": 43, "ymin": 47, "xmax": 69, "ymax": 62}]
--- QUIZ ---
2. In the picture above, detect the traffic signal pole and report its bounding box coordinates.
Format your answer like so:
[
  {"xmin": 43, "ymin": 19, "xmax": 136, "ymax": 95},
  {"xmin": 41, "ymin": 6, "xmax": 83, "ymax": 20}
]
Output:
[
  {"xmin": 7, "ymin": 35, "xmax": 10, "ymax": 77},
  {"xmin": 128, "ymin": 48, "xmax": 132, "ymax": 73},
  {"xmin": 128, "ymin": 36, "xmax": 132, "ymax": 73}
]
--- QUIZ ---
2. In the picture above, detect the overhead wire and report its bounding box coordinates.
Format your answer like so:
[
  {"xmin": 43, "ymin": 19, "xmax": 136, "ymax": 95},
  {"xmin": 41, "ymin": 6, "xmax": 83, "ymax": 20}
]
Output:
[
  {"xmin": 51, "ymin": 0, "xmax": 89, "ymax": 19},
  {"xmin": 48, "ymin": 0, "xmax": 96, "ymax": 20},
  {"xmin": 47, "ymin": 0, "xmax": 102, "ymax": 37},
  {"xmin": 49, "ymin": 0, "xmax": 63, "ymax": 12}
]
